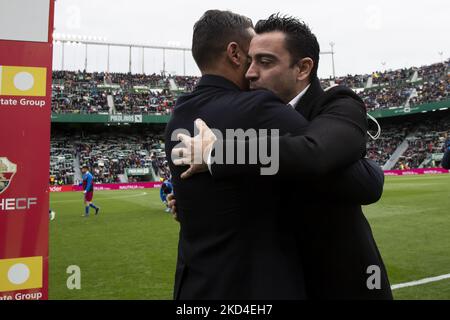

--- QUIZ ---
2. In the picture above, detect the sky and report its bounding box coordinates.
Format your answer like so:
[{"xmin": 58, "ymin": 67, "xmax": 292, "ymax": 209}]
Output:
[{"xmin": 53, "ymin": 0, "xmax": 450, "ymax": 78}]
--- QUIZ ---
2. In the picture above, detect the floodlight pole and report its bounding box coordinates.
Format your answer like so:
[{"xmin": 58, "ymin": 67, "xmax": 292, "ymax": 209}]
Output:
[
  {"xmin": 330, "ymin": 42, "xmax": 335, "ymax": 79},
  {"xmin": 107, "ymin": 45, "xmax": 110, "ymax": 73},
  {"xmin": 142, "ymin": 47, "xmax": 145, "ymax": 74},
  {"xmin": 438, "ymin": 51, "xmax": 444, "ymax": 64},
  {"xmin": 84, "ymin": 43, "xmax": 88, "ymax": 71},
  {"xmin": 163, "ymin": 48, "xmax": 166, "ymax": 77},
  {"xmin": 183, "ymin": 49, "xmax": 186, "ymax": 76},
  {"xmin": 61, "ymin": 41, "xmax": 65, "ymax": 70},
  {"xmin": 129, "ymin": 46, "xmax": 132, "ymax": 73}
]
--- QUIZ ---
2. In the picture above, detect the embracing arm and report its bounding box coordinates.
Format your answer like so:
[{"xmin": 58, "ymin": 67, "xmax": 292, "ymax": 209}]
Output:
[
  {"xmin": 210, "ymin": 94, "xmax": 368, "ymax": 178},
  {"xmin": 304, "ymin": 158, "xmax": 384, "ymax": 205}
]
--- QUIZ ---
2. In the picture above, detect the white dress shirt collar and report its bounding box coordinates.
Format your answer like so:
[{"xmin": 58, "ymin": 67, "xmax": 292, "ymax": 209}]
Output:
[{"xmin": 288, "ymin": 83, "xmax": 311, "ymax": 108}]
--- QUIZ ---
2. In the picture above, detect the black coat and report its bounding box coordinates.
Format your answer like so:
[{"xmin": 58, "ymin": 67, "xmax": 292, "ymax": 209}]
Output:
[
  {"xmin": 210, "ymin": 78, "xmax": 393, "ymax": 299},
  {"xmin": 166, "ymin": 75, "xmax": 385, "ymax": 299},
  {"xmin": 442, "ymin": 147, "xmax": 450, "ymax": 169},
  {"xmin": 165, "ymin": 75, "xmax": 309, "ymax": 299}
]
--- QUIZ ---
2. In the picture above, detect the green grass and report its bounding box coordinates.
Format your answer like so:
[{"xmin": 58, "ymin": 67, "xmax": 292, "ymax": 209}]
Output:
[
  {"xmin": 49, "ymin": 174, "xmax": 450, "ymax": 299},
  {"xmin": 49, "ymin": 189, "xmax": 179, "ymax": 299},
  {"xmin": 364, "ymin": 174, "xmax": 450, "ymax": 300}
]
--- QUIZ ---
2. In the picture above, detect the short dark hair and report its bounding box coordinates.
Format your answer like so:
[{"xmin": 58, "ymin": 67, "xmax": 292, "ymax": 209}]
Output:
[
  {"xmin": 255, "ymin": 13, "xmax": 320, "ymax": 80},
  {"xmin": 192, "ymin": 10, "xmax": 253, "ymax": 71}
]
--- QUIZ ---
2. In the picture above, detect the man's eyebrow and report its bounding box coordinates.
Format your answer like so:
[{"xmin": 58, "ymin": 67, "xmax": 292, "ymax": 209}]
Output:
[{"xmin": 251, "ymin": 53, "xmax": 278, "ymax": 60}]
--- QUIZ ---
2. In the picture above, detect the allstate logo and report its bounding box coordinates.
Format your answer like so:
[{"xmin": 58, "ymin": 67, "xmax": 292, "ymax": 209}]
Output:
[{"xmin": 0, "ymin": 157, "xmax": 17, "ymax": 195}]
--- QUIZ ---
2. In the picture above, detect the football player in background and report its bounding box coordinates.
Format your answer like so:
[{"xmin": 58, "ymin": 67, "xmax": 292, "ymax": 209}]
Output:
[
  {"xmin": 160, "ymin": 178, "xmax": 173, "ymax": 213},
  {"xmin": 80, "ymin": 165, "xmax": 100, "ymax": 217}
]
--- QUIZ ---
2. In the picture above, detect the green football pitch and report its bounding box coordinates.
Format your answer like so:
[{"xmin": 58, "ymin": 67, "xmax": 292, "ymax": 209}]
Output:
[{"xmin": 49, "ymin": 174, "xmax": 450, "ymax": 300}]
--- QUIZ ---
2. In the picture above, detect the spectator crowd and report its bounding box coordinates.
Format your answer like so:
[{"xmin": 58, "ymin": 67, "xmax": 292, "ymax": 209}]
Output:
[
  {"xmin": 49, "ymin": 59, "xmax": 449, "ymax": 184},
  {"xmin": 50, "ymin": 130, "xmax": 170, "ymax": 185},
  {"xmin": 52, "ymin": 59, "xmax": 448, "ymax": 115}
]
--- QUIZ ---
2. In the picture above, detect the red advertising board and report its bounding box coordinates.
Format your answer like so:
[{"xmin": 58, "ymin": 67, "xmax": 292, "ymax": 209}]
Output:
[
  {"xmin": 49, "ymin": 182, "xmax": 163, "ymax": 193},
  {"xmin": 0, "ymin": 0, "xmax": 54, "ymax": 300},
  {"xmin": 384, "ymin": 168, "xmax": 450, "ymax": 176}
]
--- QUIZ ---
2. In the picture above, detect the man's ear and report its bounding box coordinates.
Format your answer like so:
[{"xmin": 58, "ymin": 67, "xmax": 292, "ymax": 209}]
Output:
[
  {"xmin": 226, "ymin": 42, "xmax": 242, "ymax": 67},
  {"xmin": 296, "ymin": 57, "xmax": 314, "ymax": 81}
]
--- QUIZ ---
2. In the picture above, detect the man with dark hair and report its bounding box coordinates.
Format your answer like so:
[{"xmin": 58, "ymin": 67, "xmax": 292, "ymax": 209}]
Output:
[
  {"xmin": 255, "ymin": 13, "xmax": 320, "ymax": 81},
  {"xmin": 249, "ymin": 13, "xmax": 319, "ymax": 103},
  {"xmin": 166, "ymin": 9, "xmax": 310, "ymax": 300},
  {"xmin": 192, "ymin": 10, "xmax": 253, "ymax": 72},
  {"xmin": 171, "ymin": 13, "xmax": 392, "ymax": 299}
]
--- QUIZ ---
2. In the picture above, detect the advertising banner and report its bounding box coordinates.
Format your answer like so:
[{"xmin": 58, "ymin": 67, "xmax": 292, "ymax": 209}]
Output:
[
  {"xmin": 384, "ymin": 168, "xmax": 450, "ymax": 176},
  {"xmin": 0, "ymin": 0, "xmax": 54, "ymax": 300},
  {"xmin": 49, "ymin": 182, "xmax": 163, "ymax": 193}
]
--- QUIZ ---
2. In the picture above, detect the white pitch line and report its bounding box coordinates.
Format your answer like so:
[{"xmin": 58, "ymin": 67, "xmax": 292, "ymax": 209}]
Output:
[
  {"xmin": 51, "ymin": 192, "xmax": 148, "ymax": 203},
  {"xmin": 391, "ymin": 273, "xmax": 450, "ymax": 290}
]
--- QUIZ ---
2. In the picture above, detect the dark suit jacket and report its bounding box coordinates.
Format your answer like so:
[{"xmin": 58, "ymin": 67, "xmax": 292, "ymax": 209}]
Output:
[
  {"xmin": 165, "ymin": 75, "xmax": 384, "ymax": 299},
  {"xmin": 209, "ymin": 78, "xmax": 393, "ymax": 299},
  {"xmin": 165, "ymin": 75, "xmax": 310, "ymax": 299},
  {"xmin": 442, "ymin": 148, "xmax": 450, "ymax": 169}
]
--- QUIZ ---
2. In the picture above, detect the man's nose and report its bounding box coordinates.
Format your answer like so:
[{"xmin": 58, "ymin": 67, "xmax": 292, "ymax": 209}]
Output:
[{"xmin": 245, "ymin": 63, "xmax": 258, "ymax": 80}]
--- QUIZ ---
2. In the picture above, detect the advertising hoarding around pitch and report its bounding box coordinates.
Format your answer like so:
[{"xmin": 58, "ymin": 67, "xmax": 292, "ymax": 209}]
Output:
[{"xmin": 0, "ymin": 0, "xmax": 54, "ymax": 300}]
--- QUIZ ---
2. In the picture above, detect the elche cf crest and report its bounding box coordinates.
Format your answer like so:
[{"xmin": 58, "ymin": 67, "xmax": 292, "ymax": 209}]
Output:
[{"xmin": 0, "ymin": 157, "xmax": 17, "ymax": 195}]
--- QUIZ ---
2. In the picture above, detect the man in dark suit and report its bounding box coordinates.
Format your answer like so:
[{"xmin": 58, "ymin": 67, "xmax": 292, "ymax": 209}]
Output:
[
  {"xmin": 442, "ymin": 136, "xmax": 450, "ymax": 169},
  {"xmin": 172, "ymin": 14, "xmax": 392, "ymax": 299},
  {"xmin": 166, "ymin": 10, "xmax": 385, "ymax": 300},
  {"xmin": 166, "ymin": 10, "xmax": 310, "ymax": 300}
]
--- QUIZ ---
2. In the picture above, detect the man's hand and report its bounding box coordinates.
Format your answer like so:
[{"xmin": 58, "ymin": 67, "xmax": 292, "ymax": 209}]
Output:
[
  {"xmin": 167, "ymin": 193, "xmax": 178, "ymax": 222},
  {"xmin": 172, "ymin": 118, "xmax": 217, "ymax": 179}
]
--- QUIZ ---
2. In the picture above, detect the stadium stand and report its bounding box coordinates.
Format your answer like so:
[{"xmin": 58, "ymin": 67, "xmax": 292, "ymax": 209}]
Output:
[
  {"xmin": 321, "ymin": 60, "xmax": 449, "ymax": 111},
  {"xmin": 366, "ymin": 111, "xmax": 450, "ymax": 170},
  {"xmin": 50, "ymin": 136, "xmax": 76, "ymax": 185},
  {"xmin": 366, "ymin": 125, "xmax": 410, "ymax": 167},
  {"xmin": 50, "ymin": 127, "xmax": 169, "ymax": 184},
  {"xmin": 51, "ymin": 70, "xmax": 187, "ymax": 115},
  {"xmin": 393, "ymin": 117, "xmax": 450, "ymax": 170},
  {"xmin": 50, "ymin": 59, "xmax": 449, "ymax": 183},
  {"xmin": 76, "ymin": 133, "xmax": 168, "ymax": 183},
  {"xmin": 52, "ymin": 60, "xmax": 448, "ymax": 115}
]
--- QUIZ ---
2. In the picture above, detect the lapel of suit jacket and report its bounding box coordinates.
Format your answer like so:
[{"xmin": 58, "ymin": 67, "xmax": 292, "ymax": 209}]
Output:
[{"xmin": 294, "ymin": 78, "xmax": 324, "ymax": 121}]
